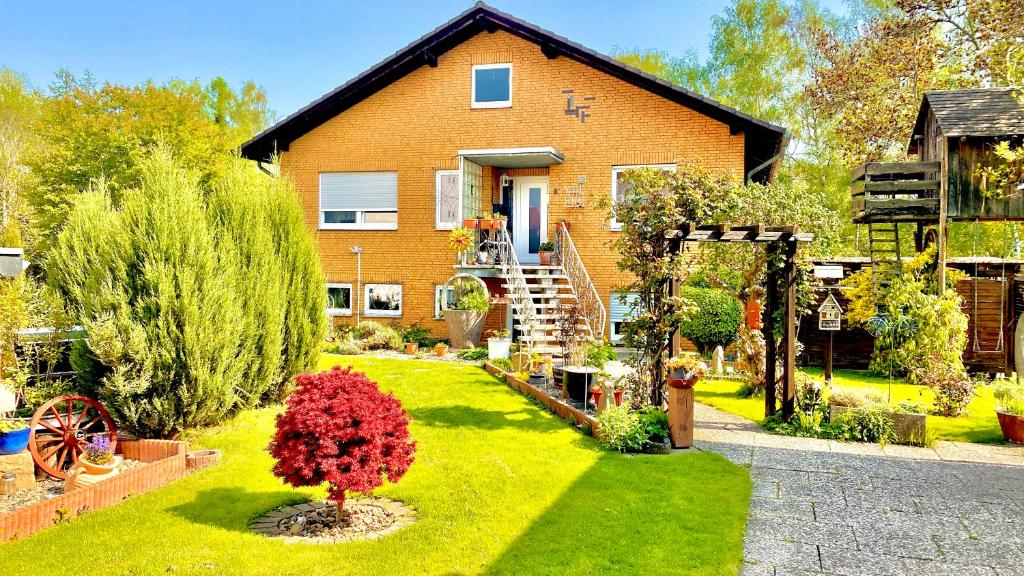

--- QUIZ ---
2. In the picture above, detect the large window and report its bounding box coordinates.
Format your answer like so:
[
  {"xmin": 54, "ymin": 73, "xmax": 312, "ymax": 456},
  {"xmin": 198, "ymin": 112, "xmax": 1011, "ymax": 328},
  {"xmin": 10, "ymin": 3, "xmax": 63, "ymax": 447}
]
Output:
[
  {"xmin": 609, "ymin": 292, "xmax": 640, "ymax": 343},
  {"xmin": 471, "ymin": 63, "xmax": 512, "ymax": 108},
  {"xmin": 319, "ymin": 171, "xmax": 398, "ymax": 230},
  {"xmin": 610, "ymin": 164, "xmax": 675, "ymax": 230},
  {"xmin": 326, "ymin": 283, "xmax": 353, "ymax": 316},
  {"xmin": 436, "ymin": 170, "xmax": 460, "ymax": 230},
  {"xmin": 365, "ymin": 284, "xmax": 402, "ymax": 317}
]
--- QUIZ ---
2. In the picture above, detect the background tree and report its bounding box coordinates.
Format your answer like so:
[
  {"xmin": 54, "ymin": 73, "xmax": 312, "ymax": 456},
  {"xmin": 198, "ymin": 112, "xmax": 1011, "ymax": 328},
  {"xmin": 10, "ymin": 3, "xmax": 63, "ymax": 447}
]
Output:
[{"xmin": 0, "ymin": 68, "xmax": 40, "ymax": 249}]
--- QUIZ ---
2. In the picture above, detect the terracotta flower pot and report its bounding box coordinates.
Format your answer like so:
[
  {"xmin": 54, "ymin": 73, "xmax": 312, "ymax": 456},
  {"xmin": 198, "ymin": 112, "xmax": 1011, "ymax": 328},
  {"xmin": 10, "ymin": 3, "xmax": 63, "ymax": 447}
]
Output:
[
  {"xmin": 668, "ymin": 377, "xmax": 697, "ymax": 389},
  {"xmin": 78, "ymin": 455, "xmax": 120, "ymax": 476},
  {"xmin": 434, "ymin": 343, "xmax": 449, "ymax": 356},
  {"xmin": 538, "ymin": 251, "xmax": 553, "ymax": 265},
  {"xmin": 404, "ymin": 342, "xmax": 419, "ymax": 355},
  {"xmin": 589, "ymin": 386, "xmax": 602, "ymax": 407},
  {"xmin": 997, "ymin": 412, "xmax": 1024, "ymax": 445},
  {"xmin": 613, "ymin": 389, "xmax": 624, "ymax": 406}
]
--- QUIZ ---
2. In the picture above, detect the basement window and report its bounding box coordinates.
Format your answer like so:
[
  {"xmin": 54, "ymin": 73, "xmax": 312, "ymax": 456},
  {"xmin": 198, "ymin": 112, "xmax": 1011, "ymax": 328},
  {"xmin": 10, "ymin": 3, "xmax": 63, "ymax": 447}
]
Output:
[
  {"xmin": 472, "ymin": 63, "xmax": 512, "ymax": 108},
  {"xmin": 365, "ymin": 284, "xmax": 402, "ymax": 317},
  {"xmin": 326, "ymin": 283, "xmax": 353, "ymax": 317}
]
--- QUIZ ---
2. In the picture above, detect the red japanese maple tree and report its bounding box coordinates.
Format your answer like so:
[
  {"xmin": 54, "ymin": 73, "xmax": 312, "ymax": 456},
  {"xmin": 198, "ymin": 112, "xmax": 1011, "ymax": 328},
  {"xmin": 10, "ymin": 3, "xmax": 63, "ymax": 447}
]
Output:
[{"xmin": 269, "ymin": 366, "xmax": 416, "ymax": 517}]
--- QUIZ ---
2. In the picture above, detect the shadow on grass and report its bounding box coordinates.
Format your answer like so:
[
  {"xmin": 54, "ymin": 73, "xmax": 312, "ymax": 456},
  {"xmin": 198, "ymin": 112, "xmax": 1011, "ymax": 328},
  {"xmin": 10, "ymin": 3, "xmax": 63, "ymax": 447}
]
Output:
[
  {"xmin": 167, "ymin": 487, "xmax": 309, "ymax": 532},
  {"xmin": 408, "ymin": 405, "xmax": 569, "ymax": 433},
  {"xmin": 478, "ymin": 452, "xmax": 751, "ymax": 576}
]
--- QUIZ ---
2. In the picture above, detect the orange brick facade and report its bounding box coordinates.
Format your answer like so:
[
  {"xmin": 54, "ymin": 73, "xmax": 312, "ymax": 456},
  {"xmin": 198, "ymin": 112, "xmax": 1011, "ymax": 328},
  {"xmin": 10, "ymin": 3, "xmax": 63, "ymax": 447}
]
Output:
[{"xmin": 279, "ymin": 29, "xmax": 745, "ymax": 338}]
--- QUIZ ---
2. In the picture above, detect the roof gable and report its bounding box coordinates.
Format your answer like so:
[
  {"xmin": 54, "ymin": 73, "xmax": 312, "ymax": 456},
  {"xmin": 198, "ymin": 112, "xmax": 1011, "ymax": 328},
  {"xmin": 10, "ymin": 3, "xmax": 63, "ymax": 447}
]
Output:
[
  {"xmin": 911, "ymin": 87, "xmax": 1024, "ymax": 143},
  {"xmin": 240, "ymin": 2, "xmax": 787, "ymax": 182}
]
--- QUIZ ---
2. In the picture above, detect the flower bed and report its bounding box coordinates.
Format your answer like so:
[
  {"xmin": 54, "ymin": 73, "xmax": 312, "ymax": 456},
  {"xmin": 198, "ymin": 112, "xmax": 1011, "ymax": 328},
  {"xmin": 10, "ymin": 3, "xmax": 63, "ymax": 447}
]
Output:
[
  {"xmin": 484, "ymin": 361, "xmax": 600, "ymax": 435},
  {"xmin": 0, "ymin": 439, "xmax": 205, "ymax": 542}
]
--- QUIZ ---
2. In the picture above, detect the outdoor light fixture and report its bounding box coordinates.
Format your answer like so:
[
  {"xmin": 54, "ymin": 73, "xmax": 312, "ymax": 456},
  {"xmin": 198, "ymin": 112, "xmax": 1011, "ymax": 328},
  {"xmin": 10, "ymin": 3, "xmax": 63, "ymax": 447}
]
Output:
[{"xmin": 351, "ymin": 247, "xmax": 362, "ymax": 323}]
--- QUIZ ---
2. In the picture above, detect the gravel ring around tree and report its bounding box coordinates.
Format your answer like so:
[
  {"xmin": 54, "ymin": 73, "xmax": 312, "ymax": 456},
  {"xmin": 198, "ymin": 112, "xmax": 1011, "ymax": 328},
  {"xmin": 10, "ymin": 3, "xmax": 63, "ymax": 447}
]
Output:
[{"xmin": 250, "ymin": 497, "xmax": 417, "ymax": 544}]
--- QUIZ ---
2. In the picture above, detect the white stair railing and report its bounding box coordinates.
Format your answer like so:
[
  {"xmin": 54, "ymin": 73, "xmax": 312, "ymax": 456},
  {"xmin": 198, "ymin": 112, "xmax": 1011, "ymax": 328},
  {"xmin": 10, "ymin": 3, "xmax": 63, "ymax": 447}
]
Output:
[
  {"xmin": 495, "ymin": 223, "xmax": 538, "ymax": 350},
  {"xmin": 555, "ymin": 222, "xmax": 606, "ymax": 339}
]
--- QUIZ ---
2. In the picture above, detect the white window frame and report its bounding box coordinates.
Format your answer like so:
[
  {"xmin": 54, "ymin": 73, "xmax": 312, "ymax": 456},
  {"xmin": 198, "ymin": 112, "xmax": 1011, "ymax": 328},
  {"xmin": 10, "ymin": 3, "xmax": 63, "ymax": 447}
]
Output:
[
  {"xmin": 471, "ymin": 63, "xmax": 512, "ymax": 109},
  {"xmin": 364, "ymin": 284, "xmax": 402, "ymax": 317},
  {"xmin": 435, "ymin": 170, "xmax": 460, "ymax": 230},
  {"xmin": 434, "ymin": 284, "xmax": 456, "ymax": 319},
  {"xmin": 609, "ymin": 291, "xmax": 640, "ymax": 343},
  {"xmin": 326, "ymin": 283, "xmax": 353, "ymax": 317},
  {"xmin": 319, "ymin": 172, "xmax": 398, "ymax": 231},
  {"xmin": 610, "ymin": 164, "xmax": 675, "ymax": 231}
]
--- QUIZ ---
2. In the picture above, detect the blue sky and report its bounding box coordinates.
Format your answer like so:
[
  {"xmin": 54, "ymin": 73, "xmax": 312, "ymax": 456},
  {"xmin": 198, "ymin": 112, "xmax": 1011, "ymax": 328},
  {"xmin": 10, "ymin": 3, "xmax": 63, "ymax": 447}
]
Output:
[{"xmin": 2, "ymin": 1, "xmax": 847, "ymax": 120}]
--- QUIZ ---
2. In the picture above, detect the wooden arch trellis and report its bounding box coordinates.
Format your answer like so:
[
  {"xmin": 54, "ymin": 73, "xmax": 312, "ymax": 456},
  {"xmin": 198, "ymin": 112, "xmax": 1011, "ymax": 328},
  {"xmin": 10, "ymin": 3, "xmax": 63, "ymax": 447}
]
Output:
[{"xmin": 667, "ymin": 223, "xmax": 814, "ymax": 421}]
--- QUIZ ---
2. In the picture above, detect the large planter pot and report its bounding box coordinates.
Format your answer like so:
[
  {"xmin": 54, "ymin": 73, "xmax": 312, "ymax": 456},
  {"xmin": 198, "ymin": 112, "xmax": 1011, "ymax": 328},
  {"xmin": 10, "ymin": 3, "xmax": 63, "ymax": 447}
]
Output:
[
  {"xmin": 0, "ymin": 427, "xmax": 30, "ymax": 455},
  {"xmin": 997, "ymin": 411, "xmax": 1024, "ymax": 445},
  {"xmin": 442, "ymin": 309, "xmax": 487, "ymax": 349},
  {"xmin": 487, "ymin": 337, "xmax": 512, "ymax": 360},
  {"xmin": 538, "ymin": 251, "xmax": 554, "ymax": 265},
  {"xmin": 668, "ymin": 368, "xmax": 700, "ymax": 389},
  {"xmin": 404, "ymin": 342, "xmax": 419, "ymax": 355},
  {"xmin": 562, "ymin": 366, "xmax": 599, "ymax": 402},
  {"xmin": 613, "ymin": 389, "xmax": 624, "ymax": 406}
]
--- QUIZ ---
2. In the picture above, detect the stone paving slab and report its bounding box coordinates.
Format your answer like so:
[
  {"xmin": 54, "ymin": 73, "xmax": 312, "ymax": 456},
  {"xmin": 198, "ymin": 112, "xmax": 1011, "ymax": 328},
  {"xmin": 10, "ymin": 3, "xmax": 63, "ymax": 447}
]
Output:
[{"xmin": 691, "ymin": 403, "xmax": 1024, "ymax": 576}]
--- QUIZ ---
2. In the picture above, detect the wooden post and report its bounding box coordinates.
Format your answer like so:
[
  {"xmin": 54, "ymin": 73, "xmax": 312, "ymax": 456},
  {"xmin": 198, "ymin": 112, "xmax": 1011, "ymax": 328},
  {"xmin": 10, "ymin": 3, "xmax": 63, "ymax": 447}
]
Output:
[
  {"xmin": 824, "ymin": 331, "xmax": 833, "ymax": 382},
  {"xmin": 669, "ymin": 385, "xmax": 694, "ymax": 448},
  {"xmin": 763, "ymin": 243, "xmax": 779, "ymax": 417},
  {"xmin": 781, "ymin": 240, "xmax": 797, "ymax": 421},
  {"xmin": 937, "ymin": 136, "xmax": 948, "ymax": 292}
]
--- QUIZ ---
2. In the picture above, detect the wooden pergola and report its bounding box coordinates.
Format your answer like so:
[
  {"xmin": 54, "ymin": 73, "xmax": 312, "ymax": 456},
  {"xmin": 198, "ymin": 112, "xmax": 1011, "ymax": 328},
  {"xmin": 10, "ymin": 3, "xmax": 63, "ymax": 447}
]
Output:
[{"xmin": 667, "ymin": 223, "xmax": 815, "ymax": 420}]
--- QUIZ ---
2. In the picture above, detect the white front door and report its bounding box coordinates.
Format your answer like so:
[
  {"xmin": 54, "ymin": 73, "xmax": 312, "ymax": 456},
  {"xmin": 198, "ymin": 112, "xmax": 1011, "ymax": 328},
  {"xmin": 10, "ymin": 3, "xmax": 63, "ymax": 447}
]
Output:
[{"xmin": 512, "ymin": 177, "xmax": 548, "ymax": 263}]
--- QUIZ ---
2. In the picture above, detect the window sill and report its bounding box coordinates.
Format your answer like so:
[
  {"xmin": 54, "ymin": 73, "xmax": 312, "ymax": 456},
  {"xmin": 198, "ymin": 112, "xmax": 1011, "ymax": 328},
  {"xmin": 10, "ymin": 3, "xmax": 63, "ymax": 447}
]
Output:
[
  {"xmin": 471, "ymin": 102, "xmax": 512, "ymax": 109},
  {"xmin": 320, "ymin": 224, "xmax": 398, "ymax": 231},
  {"xmin": 365, "ymin": 311, "xmax": 402, "ymax": 318},
  {"xmin": 327, "ymin": 310, "xmax": 353, "ymax": 317}
]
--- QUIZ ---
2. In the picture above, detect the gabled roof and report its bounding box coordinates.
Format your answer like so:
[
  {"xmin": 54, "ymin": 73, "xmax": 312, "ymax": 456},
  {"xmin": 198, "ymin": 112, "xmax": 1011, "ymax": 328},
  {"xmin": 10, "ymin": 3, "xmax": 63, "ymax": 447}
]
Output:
[
  {"xmin": 240, "ymin": 2, "xmax": 787, "ymax": 183},
  {"xmin": 911, "ymin": 87, "xmax": 1024, "ymax": 142}
]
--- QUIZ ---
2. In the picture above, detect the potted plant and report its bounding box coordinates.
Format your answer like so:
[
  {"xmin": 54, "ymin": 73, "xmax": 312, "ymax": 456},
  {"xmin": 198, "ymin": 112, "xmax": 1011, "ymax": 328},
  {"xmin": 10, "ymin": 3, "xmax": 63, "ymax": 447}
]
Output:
[
  {"xmin": 666, "ymin": 354, "xmax": 706, "ymax": 389},
  {"xmin": 556, "ymin": 304, "xmax": 598, "ymax": 402},
  {"xmin": 537, "ymin": 241, "xmax": 556, "ymax": 265},
  {"xmin": 610, "ymin": 375, "xmax": 627, "ymax": 407},
  {"xmin": 993, "ymin": 380, "xmax": 1024, "ymax": 444},
  {"xmin": 78, "ymin": 435, "xmax": 119, "ymax": 476},
  {"xmin": 404, "ymin": 341, "xmax": 419, "ymax": 355},
  {"xmin": 0, "ymin": 419, "xmax": 30, "ymax": 456},
  {"xmin": 448, "ymin": 227, "xmax": 474, "ymax": 265},
  {"xmin": 434, "ymin": 342, "xmax": 449, "ymax": 356},
  {"xmin": 487, "ymin": 328, "xmax": 512, "ymax": 360},
  {"xmin": 441, "ymin": 278, "xmax": 491, "ymax": 348}
]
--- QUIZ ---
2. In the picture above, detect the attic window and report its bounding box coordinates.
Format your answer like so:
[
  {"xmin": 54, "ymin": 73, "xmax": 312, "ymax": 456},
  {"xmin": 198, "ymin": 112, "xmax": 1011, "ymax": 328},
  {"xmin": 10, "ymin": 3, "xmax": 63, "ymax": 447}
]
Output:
[{"xmin": 472, "ymin": 63, "xmax": 511, "ymax": 108}]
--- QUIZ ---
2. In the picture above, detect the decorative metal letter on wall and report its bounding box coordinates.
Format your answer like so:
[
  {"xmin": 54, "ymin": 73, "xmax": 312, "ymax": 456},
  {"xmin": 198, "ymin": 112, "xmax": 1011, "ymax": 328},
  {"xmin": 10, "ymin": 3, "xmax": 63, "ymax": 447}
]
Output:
[{"xmin": 562, "ymin": 89, "xmax": 596, "ymax": 123}]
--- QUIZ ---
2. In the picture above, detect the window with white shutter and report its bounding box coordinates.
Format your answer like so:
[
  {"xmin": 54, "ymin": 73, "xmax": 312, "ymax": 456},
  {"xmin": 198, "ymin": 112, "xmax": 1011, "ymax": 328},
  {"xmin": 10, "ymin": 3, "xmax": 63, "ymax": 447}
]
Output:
[
  {"xmin": 609, "ymin": 292, "xmax": 640, "ymax": 342},
  {"xmin": 319, "ymin": 172, "xmax": 398, "ymax": 230}
]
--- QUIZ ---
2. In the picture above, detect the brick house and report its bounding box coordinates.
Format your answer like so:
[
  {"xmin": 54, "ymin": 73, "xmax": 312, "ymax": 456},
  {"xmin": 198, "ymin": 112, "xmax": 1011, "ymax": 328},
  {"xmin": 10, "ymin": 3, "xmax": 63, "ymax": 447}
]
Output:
[{"xmin": 240, "ymin": 3, "xmax": 786, "ymax": 349}]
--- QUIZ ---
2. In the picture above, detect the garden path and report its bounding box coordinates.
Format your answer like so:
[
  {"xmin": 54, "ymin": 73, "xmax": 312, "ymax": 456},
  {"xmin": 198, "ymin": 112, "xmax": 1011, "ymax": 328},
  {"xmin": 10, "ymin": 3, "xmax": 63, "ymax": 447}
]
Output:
[{"xmin": 693, "ymin": 403, "xmax": 1024, "ymax": 576}]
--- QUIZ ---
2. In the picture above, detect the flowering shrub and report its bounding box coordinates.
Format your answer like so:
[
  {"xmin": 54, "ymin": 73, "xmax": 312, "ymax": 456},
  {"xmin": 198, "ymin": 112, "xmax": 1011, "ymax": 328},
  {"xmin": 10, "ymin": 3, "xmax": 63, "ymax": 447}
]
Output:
[
  {"xmin": 596, "ymin": 405, "xmax": 646, "ymax": 453},
  {"xmin": 269, "ymin": 367, "xmax": 416, "ymax": 513},
  {"xmin": 83, "ymin": 435, "xmax": 114, "ymax": 465}
]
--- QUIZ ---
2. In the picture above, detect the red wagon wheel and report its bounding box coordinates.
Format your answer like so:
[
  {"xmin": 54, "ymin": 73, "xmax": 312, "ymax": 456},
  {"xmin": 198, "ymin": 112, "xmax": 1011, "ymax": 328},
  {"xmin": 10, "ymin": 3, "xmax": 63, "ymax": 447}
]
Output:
[{"xmin": 29, "ymin": 395, "xmax": 118, "ymax": 480}]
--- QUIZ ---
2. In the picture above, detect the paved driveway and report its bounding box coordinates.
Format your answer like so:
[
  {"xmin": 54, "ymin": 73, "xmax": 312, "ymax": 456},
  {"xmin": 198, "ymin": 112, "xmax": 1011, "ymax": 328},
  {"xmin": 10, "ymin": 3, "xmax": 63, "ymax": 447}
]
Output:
[{"xmin": 693, "ymin": 404, "xmax": 1024, "ymax": 576}]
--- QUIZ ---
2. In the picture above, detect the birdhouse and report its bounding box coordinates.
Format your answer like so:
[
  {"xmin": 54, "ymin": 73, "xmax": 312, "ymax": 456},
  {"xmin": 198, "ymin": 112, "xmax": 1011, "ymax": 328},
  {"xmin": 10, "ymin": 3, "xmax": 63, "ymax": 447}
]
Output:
[{"xmin": 817, "ymin": 293, "xmax": 842, "ymax": 331}]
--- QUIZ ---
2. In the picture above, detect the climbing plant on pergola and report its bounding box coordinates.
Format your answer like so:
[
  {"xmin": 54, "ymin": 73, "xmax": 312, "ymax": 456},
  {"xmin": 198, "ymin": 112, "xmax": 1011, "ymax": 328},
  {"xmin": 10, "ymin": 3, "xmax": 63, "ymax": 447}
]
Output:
[{"xmin": 667, "ymin": 223, "xmax": 813, "ymax": 420}]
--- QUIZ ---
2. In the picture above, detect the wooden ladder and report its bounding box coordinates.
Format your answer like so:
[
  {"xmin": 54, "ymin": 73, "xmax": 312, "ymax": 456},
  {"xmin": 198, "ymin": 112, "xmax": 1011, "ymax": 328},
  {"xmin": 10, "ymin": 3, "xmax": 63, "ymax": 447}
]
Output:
[{"xmin": 868, "ymin": 221, "xmax": 901, "ymax": 309}]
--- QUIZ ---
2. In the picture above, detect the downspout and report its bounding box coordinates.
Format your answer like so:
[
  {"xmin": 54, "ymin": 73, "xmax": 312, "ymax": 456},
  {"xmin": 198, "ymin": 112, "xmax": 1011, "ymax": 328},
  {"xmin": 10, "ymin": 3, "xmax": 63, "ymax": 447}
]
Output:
[
  {"xmin": 746, "ymin": 131, "xmax": 791, "ymax": 185},
  {"xmin": 257, "ymin": 160, "xmax": 275, "ymax": 177}
]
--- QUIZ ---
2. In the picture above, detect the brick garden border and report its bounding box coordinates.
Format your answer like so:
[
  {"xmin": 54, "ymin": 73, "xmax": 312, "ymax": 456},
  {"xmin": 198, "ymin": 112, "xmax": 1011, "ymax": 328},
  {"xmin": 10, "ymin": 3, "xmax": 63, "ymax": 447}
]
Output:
[
  {"xmin": 483, "ymin": 362, "xmax": 600, "ymax": 435},
  {"xmin": 0, "ymin": 439, "xmax": 193, "ymax": 542}
]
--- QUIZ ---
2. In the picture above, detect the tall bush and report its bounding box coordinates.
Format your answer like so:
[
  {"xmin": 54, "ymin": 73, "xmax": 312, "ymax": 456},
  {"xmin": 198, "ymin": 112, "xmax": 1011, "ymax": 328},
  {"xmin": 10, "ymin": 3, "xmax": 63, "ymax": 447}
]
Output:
[
  {"xmin": 677, "ymin": 286, "xmax": 741, "ymax": 355},
  {"xmin": 48, "ymin": 149, "xmax": 326, "ymax": 437}
]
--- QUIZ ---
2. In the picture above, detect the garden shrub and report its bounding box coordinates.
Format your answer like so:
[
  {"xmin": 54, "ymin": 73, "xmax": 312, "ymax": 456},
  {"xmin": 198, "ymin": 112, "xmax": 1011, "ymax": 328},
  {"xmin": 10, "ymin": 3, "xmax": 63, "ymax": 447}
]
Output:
[
  {"xmin": 269, "ymin": 366, "xmax": 416, "ymax": 514},
  {"xmin": 351, "ymin": 321, "xmax": 401, "ymax": 351},
  {"xmin": 330, "ymin": 335, "xmax": 363, "ymax": 356},
  {"xmin": 911, "ymin": 356, "xmax": 976, "ymax": 417},
  {"xmin": 829, "ymin": 406, "xmax": 896, "ymax": 444},
  {"xmin": 993, "ymin": 380, "xmax": 1024, "ymax": 415},
  {"xmin": 828, "ymin": 387, "xmax": 884, "ymax": 408},
  {"xmin": 456, "ymin": 347, "xmax": 488, "ymax": 361},
  {"xmin": 490, "ymin": 358, "xmax": 513, "ymax": 373},
  {"xmin": 677, "ymin": 286, "xmax": 741, "ymax": 355},
  {"xmin": 596, "ymin": 404, "xmax": 646, "ymax": 453},
  {"xmin": 636, "ymin": 406, "xmax": 669, "ymax": 445},
  {"xmin": 48, "ymin": 150, "xmax": 326, "ymax": 437}
]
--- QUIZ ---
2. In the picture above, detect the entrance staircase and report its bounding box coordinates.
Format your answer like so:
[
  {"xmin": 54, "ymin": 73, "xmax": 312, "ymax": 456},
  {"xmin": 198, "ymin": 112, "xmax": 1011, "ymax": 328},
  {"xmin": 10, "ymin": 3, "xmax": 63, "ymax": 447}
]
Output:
[{"xmin": 494, "ymin": 222, "xmax": 606, "ymax": 356}]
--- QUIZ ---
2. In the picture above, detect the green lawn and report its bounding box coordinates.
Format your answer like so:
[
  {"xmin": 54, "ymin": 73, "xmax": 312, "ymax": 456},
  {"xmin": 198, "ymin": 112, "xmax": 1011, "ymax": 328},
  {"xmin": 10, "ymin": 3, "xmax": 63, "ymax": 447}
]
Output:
[
  {"xmin": 0, "ymin": 356, "xmax": 751, "ymax": 576},
  {"xmin": 695, "ymin": 368, "xmax": 1004, "ymax": 443}
]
